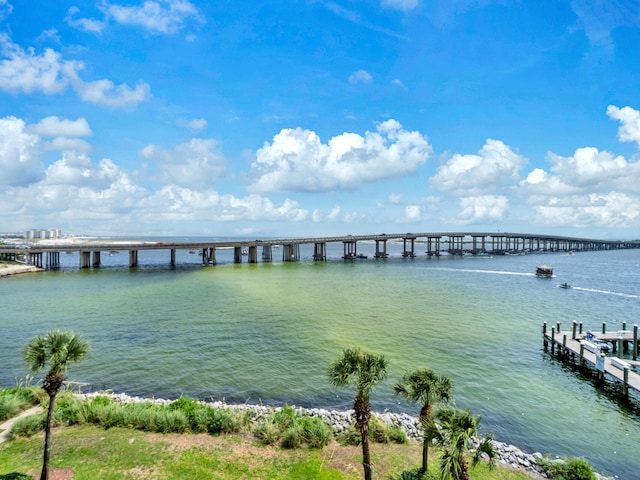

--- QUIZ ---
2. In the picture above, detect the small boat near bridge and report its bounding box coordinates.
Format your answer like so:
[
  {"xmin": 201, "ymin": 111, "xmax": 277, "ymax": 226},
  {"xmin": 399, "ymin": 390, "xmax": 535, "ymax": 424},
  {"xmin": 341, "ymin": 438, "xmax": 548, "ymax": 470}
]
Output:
[{"xmin": 536, "ymin": 264, "xmax": 553, "ymax": 277}]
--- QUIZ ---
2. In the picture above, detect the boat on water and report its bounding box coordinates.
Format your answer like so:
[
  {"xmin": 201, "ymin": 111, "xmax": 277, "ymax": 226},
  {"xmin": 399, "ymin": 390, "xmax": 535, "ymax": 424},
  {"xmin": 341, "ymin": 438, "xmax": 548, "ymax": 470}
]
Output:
[
  {"xmin": 535, "ymin": 264, "xmax": 553, "ymax": 277},
  {"xmin": 558, "ymin": 282, "xmax": 571, "ymax": 289},
  {"xmin": 356, "ymin": 253, "xmax": 368, "ymax": 259},
  {"xmin": 585, "ymin": 331, "xmax": 611, "ymax": 352}
]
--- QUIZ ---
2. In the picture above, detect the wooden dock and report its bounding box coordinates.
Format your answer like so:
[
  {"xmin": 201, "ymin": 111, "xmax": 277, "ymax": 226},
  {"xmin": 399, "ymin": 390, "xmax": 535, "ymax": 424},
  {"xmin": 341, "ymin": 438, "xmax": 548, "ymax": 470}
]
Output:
[{"xmin": 543, "ymin": 321, "xmax": 640, "ymax": 395}]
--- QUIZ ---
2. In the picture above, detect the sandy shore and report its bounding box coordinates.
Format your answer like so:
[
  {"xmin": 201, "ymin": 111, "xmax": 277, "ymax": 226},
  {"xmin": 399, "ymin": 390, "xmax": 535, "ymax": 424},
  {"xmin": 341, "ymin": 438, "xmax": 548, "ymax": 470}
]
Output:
[{"xmin": 0, "ymin": 263, "xmax": 43, "ymax": 277}]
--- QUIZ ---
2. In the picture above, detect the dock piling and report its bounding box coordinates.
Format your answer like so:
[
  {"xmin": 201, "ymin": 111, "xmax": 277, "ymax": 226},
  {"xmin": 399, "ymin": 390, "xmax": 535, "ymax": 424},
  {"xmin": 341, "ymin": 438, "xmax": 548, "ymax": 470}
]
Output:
[
  {"xmin": 572, "ymin": 321, "xmax": 577, "ymax": 340},
  {"xmin": 602, "ymin": 321, "xmax": 606, "ymax": 334},
  {"xmin": 633, "ymin": 325, "xmax": 638, "ymax": 361},
  {"xmin": 624, "ymin": 367, "xmax": 629, "ymax": 396},
  {"xmin": 543, "ymin": 322, "xmax": 640, "ymax": 396}
]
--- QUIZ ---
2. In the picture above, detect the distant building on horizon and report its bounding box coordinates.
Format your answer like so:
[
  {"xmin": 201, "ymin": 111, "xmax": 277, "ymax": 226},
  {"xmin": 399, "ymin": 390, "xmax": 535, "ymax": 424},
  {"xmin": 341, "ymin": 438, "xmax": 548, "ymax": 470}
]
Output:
[{"xmin": 25, "ymin": 228, "xmax": 62, "ymax": 240}]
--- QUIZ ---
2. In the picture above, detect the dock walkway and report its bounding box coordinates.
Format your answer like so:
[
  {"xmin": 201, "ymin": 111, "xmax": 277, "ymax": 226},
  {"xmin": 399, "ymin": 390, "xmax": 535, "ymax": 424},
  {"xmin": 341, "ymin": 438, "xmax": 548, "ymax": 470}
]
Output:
[{"xmin": 543, "ymin": 322, "xmax": 640, "ymax": 395}]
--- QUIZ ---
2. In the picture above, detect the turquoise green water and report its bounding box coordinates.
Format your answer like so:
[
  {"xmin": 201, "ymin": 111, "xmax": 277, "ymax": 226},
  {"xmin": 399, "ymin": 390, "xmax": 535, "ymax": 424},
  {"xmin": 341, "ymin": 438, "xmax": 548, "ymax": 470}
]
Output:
[{"xmin": 1, "ymin": 245, "xmax": 639, "ymax": 477}]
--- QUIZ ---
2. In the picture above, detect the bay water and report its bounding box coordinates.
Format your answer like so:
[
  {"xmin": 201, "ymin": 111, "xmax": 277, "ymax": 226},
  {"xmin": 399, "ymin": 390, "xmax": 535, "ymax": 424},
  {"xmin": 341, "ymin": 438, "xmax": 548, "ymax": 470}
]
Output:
[{"xmin": 1, "ymin": 239, "xmax": 639, "ymax": 478}]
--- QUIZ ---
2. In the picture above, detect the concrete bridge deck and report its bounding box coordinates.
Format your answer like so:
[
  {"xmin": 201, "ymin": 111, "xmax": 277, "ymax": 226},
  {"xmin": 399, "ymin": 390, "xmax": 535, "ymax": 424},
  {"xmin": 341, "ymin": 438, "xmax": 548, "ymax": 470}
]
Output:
[{"xmin": 2, "ymin": 231, "xmax": 638, "ymax": 269}]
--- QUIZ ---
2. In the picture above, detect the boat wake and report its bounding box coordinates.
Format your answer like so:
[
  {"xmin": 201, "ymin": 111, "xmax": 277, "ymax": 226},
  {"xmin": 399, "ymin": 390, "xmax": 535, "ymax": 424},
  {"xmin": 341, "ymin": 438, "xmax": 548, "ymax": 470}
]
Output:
[
  {"xmin": 571, "ymin": 287, "xmax": 639, "ymax": 299},
  {"xmin": 431, "ymin": 267, "xmax": 532, "ymax": 276}
]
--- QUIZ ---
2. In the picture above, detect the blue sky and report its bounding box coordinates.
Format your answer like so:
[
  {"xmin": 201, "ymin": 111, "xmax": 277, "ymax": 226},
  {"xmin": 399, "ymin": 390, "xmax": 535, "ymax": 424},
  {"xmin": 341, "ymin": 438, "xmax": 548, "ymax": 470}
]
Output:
[{"xmin": 1, "ymin": 0, "xmax": 640, "ymax": 239}]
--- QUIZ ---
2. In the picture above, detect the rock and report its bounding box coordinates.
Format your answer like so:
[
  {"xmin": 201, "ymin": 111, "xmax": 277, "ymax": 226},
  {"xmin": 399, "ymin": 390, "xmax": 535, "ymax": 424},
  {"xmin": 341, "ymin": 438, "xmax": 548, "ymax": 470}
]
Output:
[{"xmin": 74, "ymin": 391, "xmax": 614, "ymax": 479}]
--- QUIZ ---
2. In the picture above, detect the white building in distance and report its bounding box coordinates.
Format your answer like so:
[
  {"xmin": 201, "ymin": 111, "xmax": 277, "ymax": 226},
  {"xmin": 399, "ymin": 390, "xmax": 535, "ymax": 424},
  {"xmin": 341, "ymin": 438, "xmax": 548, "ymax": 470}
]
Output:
[{"xmin": 25, "ymin": 229, "xmax": 62, "ymax": 240}]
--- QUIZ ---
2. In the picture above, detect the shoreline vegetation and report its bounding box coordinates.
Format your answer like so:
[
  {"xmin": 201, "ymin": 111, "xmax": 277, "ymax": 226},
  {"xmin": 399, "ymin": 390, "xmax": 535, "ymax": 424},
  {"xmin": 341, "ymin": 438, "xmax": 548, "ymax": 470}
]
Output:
[{"xmin": 1, "ymin": 388, "xmax": 609, "ymax": 479}]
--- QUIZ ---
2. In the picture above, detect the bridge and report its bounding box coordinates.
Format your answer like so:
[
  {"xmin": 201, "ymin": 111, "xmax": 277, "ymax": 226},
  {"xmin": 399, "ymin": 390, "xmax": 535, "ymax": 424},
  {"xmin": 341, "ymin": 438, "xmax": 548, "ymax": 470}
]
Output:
[{"xmin": 1, "ymin": 232, "xmax": 638, "ymax": 269}]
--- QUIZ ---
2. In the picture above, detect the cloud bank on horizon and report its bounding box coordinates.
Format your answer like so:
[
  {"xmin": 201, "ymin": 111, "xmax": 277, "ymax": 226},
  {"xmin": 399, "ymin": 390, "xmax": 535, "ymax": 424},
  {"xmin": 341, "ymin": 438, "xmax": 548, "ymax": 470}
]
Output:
[{"xmin": 1, "ymin": 0, "xmax": 640, "ymax": 239}]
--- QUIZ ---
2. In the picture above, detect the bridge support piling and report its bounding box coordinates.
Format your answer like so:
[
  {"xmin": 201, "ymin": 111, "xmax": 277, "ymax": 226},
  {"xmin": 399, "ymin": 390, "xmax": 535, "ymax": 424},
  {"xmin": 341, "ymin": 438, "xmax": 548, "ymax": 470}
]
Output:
[
  {"xmin": 313, "ymin": 242, "xmax": 326, "ymax": 261},
  {"xmin": 248, "ymin": 246, "xmax": 258, "ymax": 263},
  {"xmin": 427, "ymin": 236, "xmax": 441, "ymax": 256},
  {"xmin": 402, "ymin": 236, "xmax": 416, "ymax": 257},
  {"xmin": 374, "ymin": 240, "xmax": 388, "ymax": 258},
  {"xmin": 262, "ymin": 245, "xmax": 272, "ymax": 262},
  {"xmin": 234, "ymin": 247, "xmax": 243, "ymax": 263},
  {"xmin": 80, "ymin": 251, "xmax": 91, "ymax": 269},
  {"xmin": 282, "ymin": 244, "xmax": 299, "ymax": 262},
  {"xmin": 170, "ymin": 249, "xmax": 176, "ymax": 266},
  {"xmin": 92, "ymin": 251, "xmax": 101, "ymax": 267},
  {"xmin": 471, "ymin": 235, "xmax": 486, "ymax": 254},
  {"xmin": 30, "ymin": 252, "xmax": 43, "ymax": 268},
  {"xmin": 342, "ymin": 241, "xmax": 356, "ymax": 259},
  {"xmin": 129, "ymin": 250, "xmax": 138, "ymax": 267},
  {"xmin": 46, "ymin": 251, "xmax": 60, "ymax": 268},
  {"xmin": 201, "ymin": 247, "xmax": 216, "ymax": 265}
]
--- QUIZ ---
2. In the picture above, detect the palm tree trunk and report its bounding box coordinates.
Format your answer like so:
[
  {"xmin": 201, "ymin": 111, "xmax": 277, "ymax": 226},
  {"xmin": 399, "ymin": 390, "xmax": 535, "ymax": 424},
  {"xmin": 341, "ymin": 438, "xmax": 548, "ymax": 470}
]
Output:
[
  {"xmin": 361, "ymin": 424, "xmax": 372, "ymax": 480},
  {"xmin": 41, "ymin": 393, "xmax": 56, "ymax": 480},
  {"xmin": 421, "ymin": 440, "xmax": 429, "ymax": 473},
  {"xmin": 459, "ymin": 457, "xmax": 470, "ymax": 480},
  {"xmin": 419, "ymin": 405, "xmax": 432, "ymax": 474}
]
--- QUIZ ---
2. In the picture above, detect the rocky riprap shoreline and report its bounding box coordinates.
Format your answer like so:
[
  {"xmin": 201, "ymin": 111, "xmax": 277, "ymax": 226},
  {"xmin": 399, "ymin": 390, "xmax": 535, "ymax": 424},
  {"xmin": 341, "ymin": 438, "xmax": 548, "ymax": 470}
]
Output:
[{"xmin": 75, "ymin": 392, "xmax": 561, "ymax": 478}]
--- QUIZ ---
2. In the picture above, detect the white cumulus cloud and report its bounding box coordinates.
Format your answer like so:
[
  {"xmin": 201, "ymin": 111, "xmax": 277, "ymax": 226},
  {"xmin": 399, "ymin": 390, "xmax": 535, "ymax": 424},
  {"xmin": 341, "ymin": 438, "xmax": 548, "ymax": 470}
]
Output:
[
  {"xmin": 546, "ymin": 147, "xmax": 633, "ymax": 189},
  {"xmin": 405, "ymin": 204, "xmax": 421, "ymax": 221},
  {"xmin": 430, "ymin": 139, "xmax": 527, "ymax": 195},
  {"xmin": 0, "ymin": 34, "xmax": 150, "ymax": 108},
  {"xmin": 27, "ymin": 116, "xmax": 92, "ymax": 137},
  {"xmin": 533, "ymin": 192, "xmax": 640, "ymax": 228},
  {"xmin": 455, "ymin": 195, "xmax": 509, "ymax": 224},
  {"xmin": 42, "ymin": 152, "xmax": 123, "ymax": 189},
  {"xmin": 140, "ymin": 138, "xmax": 226, "ymax": 188},
  {"xmin": 0, "ymin": 33, "xmax": 76, "ymax": 94},
  {"xmin": 100, "ymin": 0, "xmax": 204, "ymax": 34},
  {"xmin": 177, "ymin": 118, "xmax": 207, "ymax": 131},
  {"xmin": 72, "ymin": 77, "xmax": 151, "ymax": 109},
  {"xmin": 65, "ymin": 6, "xmax": 106, "ymax": 34},
  {"xmin": 607, "ymin": 105, "xmax": 640, "ymax": 147},
  {"xmin": 0, "ymin": 0, "xmax": 13, "ymax": 21},
  {"xmin": 0, "ymin": 116, "xmax": 42, "ymax": 187},
  {"xmin": 249, "ymin": 119, "xmax": 432, "ymax": 193},
  {"xmin": 348, "ymin": 69, "xmax": 373, "ymax": 84}
]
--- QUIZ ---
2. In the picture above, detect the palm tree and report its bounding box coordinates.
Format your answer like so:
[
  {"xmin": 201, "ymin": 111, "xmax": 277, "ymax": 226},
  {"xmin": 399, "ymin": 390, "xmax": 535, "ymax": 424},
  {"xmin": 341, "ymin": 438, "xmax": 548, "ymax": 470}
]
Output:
[
  {"xmin": 328, "ymin": 347, "xmax": 388, "ymax": 480},
  {"xmin": 394, "ymin": 368, "xmax": 452, "ymax": 475},
  {"xmin": 24, "ymin": 330, "xmax": 90, "ymax": 480},
  {"xmin": 424, "ymin": 406, "xmax": 496, "ymax": 480}
]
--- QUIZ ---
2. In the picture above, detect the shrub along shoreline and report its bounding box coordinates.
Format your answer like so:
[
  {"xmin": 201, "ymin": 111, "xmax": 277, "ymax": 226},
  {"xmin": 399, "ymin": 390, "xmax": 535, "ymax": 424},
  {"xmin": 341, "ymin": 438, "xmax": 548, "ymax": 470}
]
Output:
[
  {"xmin": 2, "ymin": 388, "xmax": 608, "ymax": 479},
  {"xmin": 75, "ymin": 392, "xmax": 563, "ymax": 478}
]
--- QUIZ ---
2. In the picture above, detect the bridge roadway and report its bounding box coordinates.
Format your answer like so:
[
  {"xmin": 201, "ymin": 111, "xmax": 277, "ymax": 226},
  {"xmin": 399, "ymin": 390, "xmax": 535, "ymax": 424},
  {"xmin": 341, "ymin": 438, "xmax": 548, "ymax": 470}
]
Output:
[{"xmin": 1, "ymin": 231, "xmax": 638, "ymax": 269}]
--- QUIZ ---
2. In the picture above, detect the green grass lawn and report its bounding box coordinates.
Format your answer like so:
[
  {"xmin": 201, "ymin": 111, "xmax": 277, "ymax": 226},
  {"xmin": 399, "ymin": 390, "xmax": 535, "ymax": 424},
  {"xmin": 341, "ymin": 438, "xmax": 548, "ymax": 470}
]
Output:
[{"xmin": 0, "ymin": 424, "xmax": 537, "ymax": 480}]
